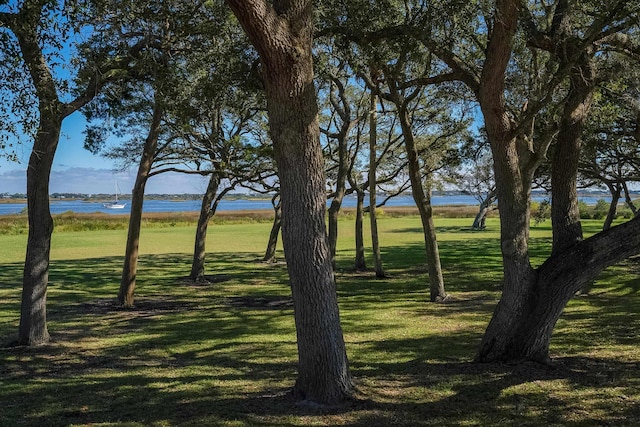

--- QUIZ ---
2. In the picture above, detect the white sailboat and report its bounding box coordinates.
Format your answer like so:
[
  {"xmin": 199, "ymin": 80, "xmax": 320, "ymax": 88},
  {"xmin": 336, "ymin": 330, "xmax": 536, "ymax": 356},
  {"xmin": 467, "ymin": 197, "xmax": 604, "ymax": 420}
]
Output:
[{"xmin": 103, "ymin": 181, "xmax": 126, "ymax": 209}]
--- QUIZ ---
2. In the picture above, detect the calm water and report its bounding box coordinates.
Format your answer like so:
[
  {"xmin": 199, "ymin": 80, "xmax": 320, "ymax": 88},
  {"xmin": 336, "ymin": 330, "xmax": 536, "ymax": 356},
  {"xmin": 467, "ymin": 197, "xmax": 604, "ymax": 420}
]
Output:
[{"xmin": 0, "ymin": 194, "xmax": 610, "ymax": 216}]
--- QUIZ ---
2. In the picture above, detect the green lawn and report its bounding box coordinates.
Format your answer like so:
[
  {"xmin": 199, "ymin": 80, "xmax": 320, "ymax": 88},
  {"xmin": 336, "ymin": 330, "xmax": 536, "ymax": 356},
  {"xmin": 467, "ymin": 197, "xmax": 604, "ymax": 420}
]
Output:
[{"xmin": 0, "ymin": 215, "xmax": 638, "ymax": 426}]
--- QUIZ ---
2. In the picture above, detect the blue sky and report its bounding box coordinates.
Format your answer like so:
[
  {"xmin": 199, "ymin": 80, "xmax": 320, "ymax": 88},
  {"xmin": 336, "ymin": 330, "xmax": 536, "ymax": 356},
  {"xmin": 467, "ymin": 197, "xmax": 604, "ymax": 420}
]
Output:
[{"xmin": 0, "ymin": 112, "xmax": 209, "ymax": 195}]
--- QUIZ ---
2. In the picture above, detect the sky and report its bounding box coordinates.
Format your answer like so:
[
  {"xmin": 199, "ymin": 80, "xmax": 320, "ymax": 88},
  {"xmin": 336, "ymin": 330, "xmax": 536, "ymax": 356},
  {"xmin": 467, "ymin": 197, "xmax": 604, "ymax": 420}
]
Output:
[{"xmin": 0, "ymin": 112, "xmax": 209, "ymax": 195}]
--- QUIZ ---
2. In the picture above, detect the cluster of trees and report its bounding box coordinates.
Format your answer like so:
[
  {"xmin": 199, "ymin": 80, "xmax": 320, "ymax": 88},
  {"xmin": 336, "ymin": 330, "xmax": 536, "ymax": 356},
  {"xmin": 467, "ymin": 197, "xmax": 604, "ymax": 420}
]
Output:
[{"xmin": 2, "ymin": 0, "xmax": 640, "ymax": 405}]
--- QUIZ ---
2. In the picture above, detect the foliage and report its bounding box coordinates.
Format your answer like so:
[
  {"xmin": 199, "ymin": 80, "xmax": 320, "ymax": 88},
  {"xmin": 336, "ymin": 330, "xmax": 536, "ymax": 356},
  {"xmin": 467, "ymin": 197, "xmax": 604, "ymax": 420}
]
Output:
[{"xmin": 532, "ymin": 199, "xmax": 551, "ymax": 225}]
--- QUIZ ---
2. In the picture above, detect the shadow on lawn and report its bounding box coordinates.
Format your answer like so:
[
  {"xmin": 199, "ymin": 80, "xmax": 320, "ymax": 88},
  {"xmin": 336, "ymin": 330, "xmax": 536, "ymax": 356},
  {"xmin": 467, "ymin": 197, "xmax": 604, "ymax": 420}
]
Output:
[{"xmin": 1, "ymin": 248, "xmax": 639, "ymax": 426}]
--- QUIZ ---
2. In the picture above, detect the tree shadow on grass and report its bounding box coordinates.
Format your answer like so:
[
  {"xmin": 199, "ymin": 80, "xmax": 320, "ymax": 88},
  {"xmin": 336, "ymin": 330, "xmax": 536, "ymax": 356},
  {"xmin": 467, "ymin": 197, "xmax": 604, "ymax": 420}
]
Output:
[{"xmin": 1, "ymin": 250, "xmax": 639, "ymax": 426}]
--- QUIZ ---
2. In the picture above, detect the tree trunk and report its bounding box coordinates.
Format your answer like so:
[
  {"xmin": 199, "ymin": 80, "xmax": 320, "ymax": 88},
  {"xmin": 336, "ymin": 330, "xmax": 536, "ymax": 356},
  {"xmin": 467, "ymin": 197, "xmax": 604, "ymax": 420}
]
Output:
[
  {"xmin": 190, "ymin": 174, "xmax": 220, "ymax": 280},
  {"xmin": 354, "ymin": 189, "xmax": 367, "ymax": 271},
  {"xmin": 263, "ymin": 194, "xmax": 282, "ymax": 263},
  {"xmin": 475, "ymin": 3, "xmax": 613, "ymax": 362},
  {"xmin": 475, "ymin": 0, "xmax": 537, "ymax": 362},
  {"xmin": 19, "ymin": 114, "xmax": 62, "ymax": 345},
  {"xmin": 483, "ymin": 215, "xmax": 640, "ymax": 362},
  {"xmin": 227, "ymin": 0, "xmax": 353, "ymax": 404},
  {"xmin": 118, "ymin": 103, "xmax": 163, "ymax": 307},
  {"xmin": 551, "ymin": 56, "xmax": 594, "ymax": 254},
  {"xmin": 327, "ymin": 80, "xmax": 351, "ymax": 266},
  {"xmin": 603, "ymin": 183, "xmax": 621, "ymax": 231},
  {"xmin": 472, "ymin": 195, "xmax": 495, "ymax": 230},
  {"xmin": 622, "ymin": 181, "xmax": 638, "ymax": 216},
  {"xmin": 396, "ymin": 100, "xmax": 446, "ymax": 301},
  {"xmin": 368, "ymin": 91, "xmax": 385, "ymax": 278}
]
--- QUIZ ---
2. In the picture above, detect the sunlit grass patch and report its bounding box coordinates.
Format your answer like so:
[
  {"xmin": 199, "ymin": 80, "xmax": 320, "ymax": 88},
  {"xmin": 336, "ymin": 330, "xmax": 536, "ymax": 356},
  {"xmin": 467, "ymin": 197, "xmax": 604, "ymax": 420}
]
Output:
[{"xmin": 1, "ymin": 215, "xmax": 638, "ymax": 426}]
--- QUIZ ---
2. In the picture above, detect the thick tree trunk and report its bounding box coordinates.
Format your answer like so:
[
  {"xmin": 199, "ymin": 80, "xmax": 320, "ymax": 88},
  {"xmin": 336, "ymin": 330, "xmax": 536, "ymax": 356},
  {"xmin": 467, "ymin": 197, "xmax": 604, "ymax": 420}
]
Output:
[
  {"xmin": 19, "ymin": 115, "xmax": 62, "ymax": 345},
  {"xmin": 475, "ymin": 0, "xmax": 536, "ymax": 362},
  {"xmin": 354, "ymin": 189, "xmax": 367, "ymax": 271},
  {"xmin": 190, "ymin": 174, "xmax": 220, "ymax": 280},
  {"xmin": 228, "ymin": 0, "xmax": 352, "ymax": 404},
  {"xmin": 263, "ymin": 195, "xmax": 281, "ymax": 263},
  {"xmin": 476, "ymin": 4, "xmax": 610, "ymax": 362},
  {"xmin": 118, "ymin": 103, "xmax": 163, "ymax": 307},
  {"xmin": 551, "ymin": 57, "xmax": 594, "ymax": 254},
  {"xmin": 396, "ymin": 101, "xmax": 446, "ymax": 301},
  {"xmin": 368, "ymin": 91, "xmax": 385, "ymax": 278},
  {"xmin": 476, "ymin": 131, "xmax": 537, "ymax": 361},
  {"xmin": 483, "ymin": 215, "xmax": 640, "ymax": 362}
]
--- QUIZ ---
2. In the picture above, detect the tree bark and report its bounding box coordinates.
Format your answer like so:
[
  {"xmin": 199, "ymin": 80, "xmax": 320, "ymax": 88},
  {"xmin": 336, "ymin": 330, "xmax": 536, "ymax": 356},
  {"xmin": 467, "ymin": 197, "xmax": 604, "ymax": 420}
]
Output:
[
  {"xmin": 190, "ymin": 174, "xmax": 220, "ymax": 280},
  {"xmin": 603, "ymin": 183, "xmax": 621, "ymax": 231},
  {"xmin": 472, "ymin": 190, "xmax": 496, "ymax": 230},
  {"xmin": 551, "ymin": 56, "xmax": 594, "ymax": 253},
  {"xmin": 19, "ymin": 113, "xmax": 61, "ymax": 345},
  {"xmin": 11, "ymin": 4, "xmax": 95, "ymax": 345},
  {"xmin": 263, "ymin": 194, "xmax": 282, "ymax": 263},
  {"xmin": 354, "ymin": 189, "xmax": 367, "ymax": 271},
  {"xmin": 396, "ymin": 97, "xmax": 446, "ymax": 301},
  {"xmin": 475, "ymin": 0, "xmax": 540, "ymax": 362},
  {"xmin": 368, "ymin": 91, "xmax": 385, "ymax": 278},
  {"xmin": 227, "ymin": 0, "xmax": 352, "ymax": 404},
  {"xmin": 484, "ymin": 215, "xmax": 640, "ymax": 362},
  {"xmin": 327, "ymin": 79, "xmax": 352, "ymax": 266},
  {"xmin": 118, "ymin": 102, "xmax": 163, "ymax": 307}
]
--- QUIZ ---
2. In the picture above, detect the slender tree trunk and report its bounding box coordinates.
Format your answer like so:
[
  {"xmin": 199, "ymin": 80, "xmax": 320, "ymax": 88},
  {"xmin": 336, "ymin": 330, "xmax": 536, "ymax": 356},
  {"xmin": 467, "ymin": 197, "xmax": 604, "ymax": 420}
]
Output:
[
  {"xmin": 227, "ymin": 0, "xmax": 352, "ymax": 404},
  {"xmin": 327, "ymin": 80, "xmax": 351, "ymax": 266},
  {"xmin": 190, "ymin": 174, "xmax": 220, "ymax": 280},
  {"xmin": 603, "ymin": 183, "xmax": 621, "ymax": 231},
  {"xmin": 118, "ymin": 103, "xmax": 163, "ymax": 307},
  {"xmin": 396, "ymin": 100, "xmax": 446, "ymax": 301},
  {"xmin": 622, "ymin": 181, "xmax": 638, "ymax": 216},
  {"xmin": 328, "ymin": 193, "xmax": 345, "ymax": 267},
  {"xmin": 19, "ymin": 114, "xmax": 62, "ymax": 345},
  {"xmin": 472, "ymin": 203, "xmax": 490, "ymax": 230},
  {"xmin": 368, "ymin": 91, "xmax": 385, "ymax": 277},
  {"xmin": 263, "ymin": 194, "xmax": 282, "ymax": 263},
  {"xmin": 354, "ymin": 189, "xmax": 367, "ymax": 271}
]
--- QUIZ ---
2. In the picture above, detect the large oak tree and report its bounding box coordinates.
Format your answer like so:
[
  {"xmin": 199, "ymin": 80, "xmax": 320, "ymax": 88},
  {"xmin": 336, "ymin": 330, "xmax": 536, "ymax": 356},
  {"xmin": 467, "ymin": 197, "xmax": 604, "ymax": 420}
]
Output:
[{"xmin": 225, "ymin": 0, "xmax": 353, "ymax": 404}]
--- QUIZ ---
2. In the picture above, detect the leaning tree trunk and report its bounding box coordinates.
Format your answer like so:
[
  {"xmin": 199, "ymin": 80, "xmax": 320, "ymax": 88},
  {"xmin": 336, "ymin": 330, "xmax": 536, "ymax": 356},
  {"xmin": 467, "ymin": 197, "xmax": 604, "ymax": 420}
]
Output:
[
  {"xmin": 118, "ymin": 103, "xmax": 163, "ymax": 307},
  {"xmin": 603, "ymin": 183, "xmax": 621, "ymax": 231},
  {"xmin": 19, "ymin": 113, "xmax": 62, "ymax": 345},
  {"xmin": 227, "ymin": 0, "xmax": 353, "ymax": 404},
  {"xmin": 190, "ymin": 174, "xmax": 220, "ymax": 280},
  {"xmin": 477, "ymin": 9, "xmax": 601, "ymax": 362},
  {"xmin": 263, "ymin": 194, "xmax": 282, "ymax": 263},
  {"xmin": 486, "ymin": 216, "xmax": 640, "ymax": 362},
  {"xmin": 472, "ymin": 189, "xmax": 496, "ymax": 230},
  {"xmin": 396, "ymin": 100, "xmax": 446, "ymax": 301},
  {"xmin": 622, "ymin": 181, "xmax": 638, "ymax": 217},
  {"xmin": 354, "ymin": 189, "xmax": 367, "ymax": 271}
]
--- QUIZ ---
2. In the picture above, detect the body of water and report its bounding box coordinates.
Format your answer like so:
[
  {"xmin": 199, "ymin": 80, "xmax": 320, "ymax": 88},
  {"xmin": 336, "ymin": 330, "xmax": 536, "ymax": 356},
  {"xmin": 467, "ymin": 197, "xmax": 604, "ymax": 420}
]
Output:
[{"xmin": 0, "ymin": 194, "xmax": 612, "ymax": 216}]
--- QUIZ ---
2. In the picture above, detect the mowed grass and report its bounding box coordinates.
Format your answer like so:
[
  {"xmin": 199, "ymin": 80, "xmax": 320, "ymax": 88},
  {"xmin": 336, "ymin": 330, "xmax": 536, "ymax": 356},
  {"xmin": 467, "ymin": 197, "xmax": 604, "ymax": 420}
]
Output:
[{"xmin": 0, "ymin": 214, "xmax": 639, "ymax": 426}]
